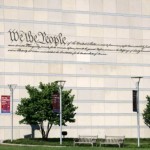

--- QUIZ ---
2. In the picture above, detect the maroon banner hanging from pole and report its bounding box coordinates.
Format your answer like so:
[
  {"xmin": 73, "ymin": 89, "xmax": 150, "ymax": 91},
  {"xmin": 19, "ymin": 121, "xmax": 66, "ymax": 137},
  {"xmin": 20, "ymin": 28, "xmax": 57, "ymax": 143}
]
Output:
[
  {"xmin": 1, "ymin": 95, "xmax": 10, "ymax": 113},
  {"xmin": 52, "ymin": 93, "xmax": 60, "ymax": 113},
  {"xmin": 133, "ymin": 90, "xmax": 137, "ymax": 112}
]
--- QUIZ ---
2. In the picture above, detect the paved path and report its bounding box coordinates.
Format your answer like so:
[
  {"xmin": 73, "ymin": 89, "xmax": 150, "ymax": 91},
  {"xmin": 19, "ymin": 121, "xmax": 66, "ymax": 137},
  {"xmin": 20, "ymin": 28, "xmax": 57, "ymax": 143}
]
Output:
[{"xmin": 1, "ymin": 143, "xmax": 66, "ymax": 147}]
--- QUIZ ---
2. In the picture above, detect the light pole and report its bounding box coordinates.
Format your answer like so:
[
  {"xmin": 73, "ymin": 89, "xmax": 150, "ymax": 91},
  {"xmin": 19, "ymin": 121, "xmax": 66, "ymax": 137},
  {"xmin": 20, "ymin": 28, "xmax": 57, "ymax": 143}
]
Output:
[
  {"xmin": 8, "ymin": 84, "xmax": 17, "ymax": 142},
  {"xmin": 56, "ymin": 80, "xmax": 66, "ymax": 145},
  {"xmin": 131, "ymin": 77, "xmax": 142, "ymax": 147}
]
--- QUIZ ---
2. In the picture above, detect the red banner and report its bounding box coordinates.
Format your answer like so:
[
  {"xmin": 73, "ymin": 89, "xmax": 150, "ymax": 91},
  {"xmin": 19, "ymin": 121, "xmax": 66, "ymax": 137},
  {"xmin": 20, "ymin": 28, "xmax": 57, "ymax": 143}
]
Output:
[
  {"xmin": 52, "ymin": 93, "xmax": 60, "ymax": 113},
  {"xmin": 1, "ymin": 95, "xmax": 10, "ymax": 113}
]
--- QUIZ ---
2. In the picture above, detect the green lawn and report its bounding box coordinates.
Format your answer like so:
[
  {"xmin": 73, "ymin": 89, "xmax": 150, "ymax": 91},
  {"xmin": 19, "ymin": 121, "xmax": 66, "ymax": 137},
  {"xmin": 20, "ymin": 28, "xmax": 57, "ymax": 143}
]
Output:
[
  {"xmin": 1, "ymin": 138, "xmax": 150, "ymax": 150},
  {"xmin": 0, "ymin": 145, "xmax": 149, "ymax": 150}
]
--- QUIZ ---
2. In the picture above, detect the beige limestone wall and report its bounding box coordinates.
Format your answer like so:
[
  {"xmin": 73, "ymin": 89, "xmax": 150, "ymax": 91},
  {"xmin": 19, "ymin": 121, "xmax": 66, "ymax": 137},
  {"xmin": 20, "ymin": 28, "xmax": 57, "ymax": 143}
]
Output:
[{"xmin": 0, "ymin": 0, "xmax": 150, "ymax": 140}]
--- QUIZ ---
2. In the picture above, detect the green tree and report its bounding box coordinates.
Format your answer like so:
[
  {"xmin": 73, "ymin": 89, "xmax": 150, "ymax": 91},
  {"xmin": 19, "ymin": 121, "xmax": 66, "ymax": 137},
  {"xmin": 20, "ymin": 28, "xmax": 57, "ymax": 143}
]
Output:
[
  {"xmin": 16, "ymin": 82, "xmax": 77, "ymax": 139},
  {"xmin": 143, "ymin": 95, "xmax": 150, "ymax": 128}
]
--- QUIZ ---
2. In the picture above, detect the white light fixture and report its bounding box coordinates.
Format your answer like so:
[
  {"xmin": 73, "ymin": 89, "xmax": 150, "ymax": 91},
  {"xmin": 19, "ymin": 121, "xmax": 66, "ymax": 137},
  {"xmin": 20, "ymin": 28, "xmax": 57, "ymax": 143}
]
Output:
[
  {"xmin": 8, "ymin": 84, "xmax": 17, "ymax": 142},
  {"xmin": 56, "ymin": 80, "xmax": 66, "ymax": 145},
  {"xmin": 131, "ymin": 77, "xmax": 143, "ymax": 147}
]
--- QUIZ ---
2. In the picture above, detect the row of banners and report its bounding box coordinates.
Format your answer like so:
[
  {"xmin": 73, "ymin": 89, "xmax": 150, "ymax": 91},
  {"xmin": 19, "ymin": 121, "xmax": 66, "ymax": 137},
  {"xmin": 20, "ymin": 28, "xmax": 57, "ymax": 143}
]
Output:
[
  {"xmin": 0, "ymin": 94, "xmax": 60, "ymax": 113},
  {"xmin": 0, "ymin": 92, "xmax": 137, "ymax": 113}
]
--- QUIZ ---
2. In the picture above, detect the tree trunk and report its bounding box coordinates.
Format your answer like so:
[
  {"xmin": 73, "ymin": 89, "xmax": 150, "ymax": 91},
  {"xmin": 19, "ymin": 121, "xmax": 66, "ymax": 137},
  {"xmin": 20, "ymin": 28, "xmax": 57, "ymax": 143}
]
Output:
[
  {"xmin": 45, "ymin": 123, "xmax": 52, "ymax": 139},
  {"xmin": 40, "ymin": 122, "xmax": 46, "ymax": 139},
  {"xmin": 39, "ymin": 122, "xmax": 52, "ymax": 140}
]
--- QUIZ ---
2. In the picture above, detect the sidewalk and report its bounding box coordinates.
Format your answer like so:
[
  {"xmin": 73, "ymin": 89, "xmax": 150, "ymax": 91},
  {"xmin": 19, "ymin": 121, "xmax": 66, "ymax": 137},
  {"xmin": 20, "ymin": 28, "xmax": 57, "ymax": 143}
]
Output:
[{"xmin": 1, "ymin": 143, "xmax": 66, "ymax": 148}]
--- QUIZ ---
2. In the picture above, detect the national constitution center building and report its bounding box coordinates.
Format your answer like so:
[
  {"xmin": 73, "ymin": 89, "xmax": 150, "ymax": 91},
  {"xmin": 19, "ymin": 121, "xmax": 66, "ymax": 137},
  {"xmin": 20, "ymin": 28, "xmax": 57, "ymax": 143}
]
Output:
[{"xmin": 0, "ymin": 0, "xmax": 150, "ymax": 140}]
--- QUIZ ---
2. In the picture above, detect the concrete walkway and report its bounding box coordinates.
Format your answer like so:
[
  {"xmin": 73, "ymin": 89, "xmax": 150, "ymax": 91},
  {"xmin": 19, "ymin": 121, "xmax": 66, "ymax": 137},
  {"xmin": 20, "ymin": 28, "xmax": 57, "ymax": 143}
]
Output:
[{"xmin": 1, "ymin": 143, "xmax": 66, "ymax": 147}]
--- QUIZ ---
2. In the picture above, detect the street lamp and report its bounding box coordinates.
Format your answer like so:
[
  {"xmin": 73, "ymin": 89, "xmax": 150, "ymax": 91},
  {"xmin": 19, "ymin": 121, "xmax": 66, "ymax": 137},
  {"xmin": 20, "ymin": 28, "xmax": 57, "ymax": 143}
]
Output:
[
  {"xmin": 56, "ymin": 80, "xmax": 66, "ymax": 145},
  {"xmin": 131, "ymin": 77, "xmax": 142, "ymax": 147},
  {"xmin": 8, "ymin": 84, "xmax": 17, "ymax": 142}
]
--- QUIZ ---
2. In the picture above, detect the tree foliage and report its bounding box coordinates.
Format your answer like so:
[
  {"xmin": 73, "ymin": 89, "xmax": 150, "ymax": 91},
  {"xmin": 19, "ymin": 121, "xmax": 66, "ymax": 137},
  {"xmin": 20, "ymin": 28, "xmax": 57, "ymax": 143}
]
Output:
[
  {"xmin": 143, "ymin": 95, "xmax": 150, "ymax": 128},
  {"xmin": 16, "ymin": 82, "xmax": 78, "ymax": 139}
]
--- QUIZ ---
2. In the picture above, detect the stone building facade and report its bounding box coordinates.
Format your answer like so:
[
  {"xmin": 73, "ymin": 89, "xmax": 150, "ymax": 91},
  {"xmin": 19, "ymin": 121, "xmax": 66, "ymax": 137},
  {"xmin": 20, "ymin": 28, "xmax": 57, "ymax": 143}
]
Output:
[{"xmin": 0, "ymin": 0, "xmax": 150, "ymax": 140}]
